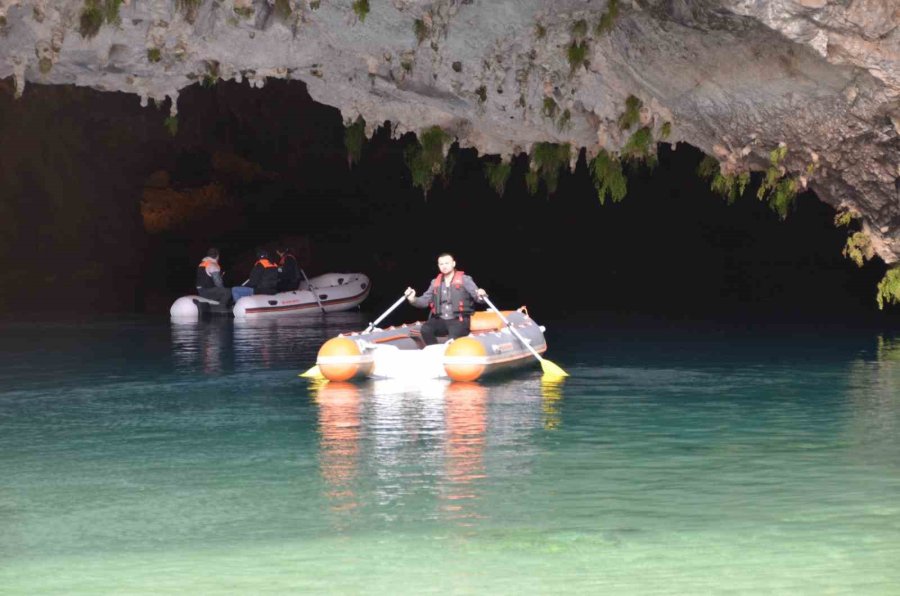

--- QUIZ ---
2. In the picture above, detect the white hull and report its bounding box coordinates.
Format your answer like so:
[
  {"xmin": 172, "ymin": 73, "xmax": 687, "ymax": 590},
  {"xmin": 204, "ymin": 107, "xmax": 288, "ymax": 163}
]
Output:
[
  {"xmin": 313, "ymin": 310, "xmax": 547, "ymax": 382},
  {"xmin": 170, "ymin": 273, "xmax": 370, "ymax": 321}
]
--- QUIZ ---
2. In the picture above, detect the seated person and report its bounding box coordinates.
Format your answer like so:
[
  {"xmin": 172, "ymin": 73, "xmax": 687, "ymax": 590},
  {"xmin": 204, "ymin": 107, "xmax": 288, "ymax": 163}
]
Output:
[
  {"xmin": 404, "ymin": 252, "xmax": 487, "ymax": 345},
  {"xmin": 196, "ymin": 248, "xmax": 232, "ymax": 305},
  {"xmin": 233, "ymin": 248, "xmax": 279, "ymax": 302},
  {"xmin": 276, "ymin": 246, "xmax": 301, "ymax": 292}
]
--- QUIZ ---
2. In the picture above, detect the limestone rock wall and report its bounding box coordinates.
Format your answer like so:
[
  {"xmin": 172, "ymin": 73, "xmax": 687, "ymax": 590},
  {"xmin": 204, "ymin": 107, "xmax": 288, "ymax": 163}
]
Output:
[{"xmin": 1, "ymin": 0, "xmax": 898, "ymax": 260}]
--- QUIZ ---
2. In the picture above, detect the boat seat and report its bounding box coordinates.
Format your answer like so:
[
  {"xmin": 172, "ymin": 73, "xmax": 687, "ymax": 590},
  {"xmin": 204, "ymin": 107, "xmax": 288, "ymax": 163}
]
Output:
[
  {"xmin": 409, "ymin": 327, "xmax": 450, "ymax": 348},
  {"xmin": 470, "ymin": 310, "xmax": 515, "ymax": 332}
]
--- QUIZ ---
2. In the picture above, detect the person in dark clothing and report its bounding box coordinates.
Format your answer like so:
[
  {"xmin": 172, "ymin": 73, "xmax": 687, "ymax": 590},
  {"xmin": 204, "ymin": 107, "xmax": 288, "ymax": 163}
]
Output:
[
  {"xmin": 245, "ymin": 248, "xmax": 279, "ymax": 295},
  {"xmin": 404, "ymin": 253, "xmax": 487, "ymax": 345},
  {"xmin": 276, "ymin": 247, "xmax": 301, "ymax": 292},
  {"xmin": 196, "ymin": 248, "xmax": 232, "ymax": 305}
]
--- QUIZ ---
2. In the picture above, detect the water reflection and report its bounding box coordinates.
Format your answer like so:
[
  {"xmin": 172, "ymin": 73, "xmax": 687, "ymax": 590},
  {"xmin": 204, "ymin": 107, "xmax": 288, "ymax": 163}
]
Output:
[
  {"xmin": 541, "ymin": 379, "xmax": 565, "ymax": 430},
  {"xmin": 845, "ymin": 335, "xmax": 900, "ymax": 442},
  {"xmin": 169, "ymin": 312, "xmax": 368, "ymax": 374},
  {"xmin": 314, "ymin": 382, "xmax": 362, "ymax": 522},
  {"xmin": 442, "ymin": 382, "xmax": 487, "ymax": 523},
  {"xmin": 311, "ymin": 375, "xmax": 562, "ymax": 529},
  {"xmin": 170, "ymin": 319, "xmax": 231, "ymax": 374}
]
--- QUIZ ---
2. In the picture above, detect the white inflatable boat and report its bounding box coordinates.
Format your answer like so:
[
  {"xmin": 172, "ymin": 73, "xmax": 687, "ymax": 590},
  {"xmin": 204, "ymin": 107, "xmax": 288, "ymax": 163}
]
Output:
[
  {"xmin": 170, "ymin": 272, "xmax": 370, "ymax": 321},
  {"xmin": 310, "ymin": 308, "xmax": 549, "ymax": 382}
]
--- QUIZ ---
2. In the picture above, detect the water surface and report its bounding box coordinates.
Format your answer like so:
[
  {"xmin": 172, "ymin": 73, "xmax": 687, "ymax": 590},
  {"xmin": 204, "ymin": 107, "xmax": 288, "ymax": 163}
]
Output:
[{"xmin": 2, "ymin": 315, "xmax": 899, "ymax": 594}]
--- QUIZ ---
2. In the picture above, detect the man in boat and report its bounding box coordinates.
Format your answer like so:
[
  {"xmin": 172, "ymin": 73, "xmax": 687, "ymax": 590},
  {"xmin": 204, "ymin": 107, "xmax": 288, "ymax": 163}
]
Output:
[
  {"xmin": 404, "ymin": 253, "xmax": 487, "ymax": 345},
  {"xmin": 245, "ymin": 247, "xmax": 280, "ymax": 295},
  {"xmin": 196, "ymin": 248, "xmax": 233, "ymax": 306},
  {"xmin": 275, "ymin": 246, "xmax": 301, "ymax": 292}
]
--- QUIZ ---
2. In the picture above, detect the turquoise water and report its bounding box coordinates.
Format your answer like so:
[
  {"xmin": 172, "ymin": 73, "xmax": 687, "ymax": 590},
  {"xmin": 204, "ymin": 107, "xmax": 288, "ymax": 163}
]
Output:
[{"xmin": 2, "ymin": 315, "xmax": 899, "ymax": 594}]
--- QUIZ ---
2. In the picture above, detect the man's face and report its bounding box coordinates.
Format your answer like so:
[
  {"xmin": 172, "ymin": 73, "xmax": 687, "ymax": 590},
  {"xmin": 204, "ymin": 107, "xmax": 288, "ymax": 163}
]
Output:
[{"xmin": 437, "ymin": 255, "xmax": 456, "ymax": 275}]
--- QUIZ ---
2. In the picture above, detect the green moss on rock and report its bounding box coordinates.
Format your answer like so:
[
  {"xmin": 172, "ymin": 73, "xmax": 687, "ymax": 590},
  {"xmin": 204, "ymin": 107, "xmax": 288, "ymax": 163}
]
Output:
[
  {"xmin": 275, "ymin": 0, "xmax": 293, "ymax": 20},
  {"xmin": 660, "ymin": 121, "xmax": 672, "ymax": 140},
  {"xmin": 79, "ymin": 3, "xmax": 104, "ymax": 38},
  {"xmin": 542, "ymin": 97, "xmax": 558, "ymax": 118},
  {"xmin": 618, "ymin": 95, "xmax": 642, "ymax": 130},
  {"xmin": 595, "ymin": 0, "xmax": 619, "ymax": 35},
  {"xmin": 571, "ymin": 19, "xmax": 588, "ymax": 39},
  {"xmin": 567, "ymin": 41, "xmax": 589, "ymax": 73},
  {"xmin": 352, "ymin": 0, "xmax": 369, "ymax": 22},
  {"xmin": 414, "ymin": 19, "xmax": 427, "ymax": 44}
]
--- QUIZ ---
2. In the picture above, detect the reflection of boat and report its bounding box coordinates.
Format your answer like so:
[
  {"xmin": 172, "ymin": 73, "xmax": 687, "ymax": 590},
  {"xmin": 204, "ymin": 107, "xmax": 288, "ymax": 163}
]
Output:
[
  {"xmin": 169, "ymin": 273, "xmax": 370, "ymax": 321},
  {"xmin": 313, "ymin": 308, "xmax": 547, "ymax": 382},
  {"xmin": 315, "ymin": 382, "xmax": 362, "ymax": 516},
  {"xmin": 170, "ymin": 319, "xmax": 231, "ymax": 374},
  {"xmin": 311, "ymin": 377, "xmax": 558, "ymax": 527}
]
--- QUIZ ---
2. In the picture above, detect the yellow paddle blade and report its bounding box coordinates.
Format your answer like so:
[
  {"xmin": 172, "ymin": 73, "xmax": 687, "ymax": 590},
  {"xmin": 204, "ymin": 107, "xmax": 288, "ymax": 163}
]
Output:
[
  {"xmin": 299, "ymin": 365, "xmax": 324, "ymax": 379},
  {"xmin": 539, "ymin": 358, "xmax": 568, "ymax": 379}
]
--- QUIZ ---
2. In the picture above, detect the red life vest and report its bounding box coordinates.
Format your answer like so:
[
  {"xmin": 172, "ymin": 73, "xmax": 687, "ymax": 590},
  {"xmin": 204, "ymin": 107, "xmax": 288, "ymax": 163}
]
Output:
[{"xmin": 429, "ymin": 270, "xmax": 468, "ymax": 321}]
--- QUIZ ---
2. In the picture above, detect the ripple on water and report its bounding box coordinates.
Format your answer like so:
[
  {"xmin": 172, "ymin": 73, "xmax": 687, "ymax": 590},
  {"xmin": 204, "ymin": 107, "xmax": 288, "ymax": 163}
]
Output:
[{"xmin": 1, "ymin": 319, "xmax": 899, "ymax": 592}]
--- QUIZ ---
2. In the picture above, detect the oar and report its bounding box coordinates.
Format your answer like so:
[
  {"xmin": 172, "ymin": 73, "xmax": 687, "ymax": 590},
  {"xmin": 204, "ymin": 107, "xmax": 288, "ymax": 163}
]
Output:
[
  {"xmin": 482, "ymin": 295, "xmax": 568, "ymax": 379},
  {"xmin": 299, "ymin": 292, "xmax": 409, "ymax": 379},
  {"xmin": 300, "ymin": 268, "xmax": 326, "ymax": 314},
  {"xmin": 363, "ymin": 294, "xmax": 408, "ymax": 333}
]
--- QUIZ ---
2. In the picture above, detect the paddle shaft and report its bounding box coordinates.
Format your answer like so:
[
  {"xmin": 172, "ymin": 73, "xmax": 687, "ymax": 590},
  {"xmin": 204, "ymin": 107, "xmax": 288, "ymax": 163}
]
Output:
[
  {"xmin": 481, "ymin": 296, "xmax": 544, "ymax": 362},
  {"xmin": 365, "ymin": 294, "xmax": 408, "ymax": 333},
  {"xmin": 300, "ymin": 268, "xmax": 326, "ymax": 313}
]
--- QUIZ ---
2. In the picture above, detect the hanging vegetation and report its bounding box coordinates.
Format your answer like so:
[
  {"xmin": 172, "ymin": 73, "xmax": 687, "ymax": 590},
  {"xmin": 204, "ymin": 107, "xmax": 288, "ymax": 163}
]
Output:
[
  {"xmin": 344, "ymin": 116, "xmax": 366, "ymax": 167},
  {"xmin": 404, "ymin": 126, "xmax": 452, "ymax": 197},
  {"xmin": 79, "ymin": 0, "xmax": 123, "ymax": 39},
  {"xmin": 484, "ymin": 161, "xmax": 512, "ymax": 197},
  {"xmin": 756, "ymin": 145, "xmax": 799, "ymax": 220},
  {"xmin": 526, "ymin": 143, "xmax": 571, "ymax": 196},
  {"xmin": 589, "ymin": 150, "xmax": 627, "ymax": 204},
  {"xmin": 876, "ymin": 267, "xmax": 900, "ymax": 310},
  {"xmin": 843, "ymin": 232, "xmax": 875, "ymax": 268},
  {"xmin": 696, "ymin": 156, "xmax": 750, "ymax": 204}
]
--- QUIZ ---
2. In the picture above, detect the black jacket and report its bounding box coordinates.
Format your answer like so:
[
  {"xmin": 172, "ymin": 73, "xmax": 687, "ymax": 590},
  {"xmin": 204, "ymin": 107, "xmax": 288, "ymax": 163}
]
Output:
[
  {"xmin": 278, "ymin": 253, "xmax": 300, "ymax": 291},
  {"xmin": 248, "ymin": 259, "xmax": 279, "ymax": 295}
]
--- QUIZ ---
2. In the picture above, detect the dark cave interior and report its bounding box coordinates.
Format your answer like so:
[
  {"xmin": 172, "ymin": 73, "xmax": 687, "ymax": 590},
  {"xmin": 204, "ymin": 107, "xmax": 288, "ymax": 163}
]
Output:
[{"xmin": 0, "ymin": 77, "xmax": 894, "ymax": 326}]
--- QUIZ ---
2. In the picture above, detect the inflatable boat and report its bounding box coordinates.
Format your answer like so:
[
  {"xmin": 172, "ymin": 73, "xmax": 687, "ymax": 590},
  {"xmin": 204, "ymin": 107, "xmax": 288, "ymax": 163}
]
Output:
[
  {"xmin": 311, "ymin": 307, "xmax": 549, "ymax": 382},
  {"xmin": 170, "ymin": 272, "xmax": 370, "ymax": 321}
]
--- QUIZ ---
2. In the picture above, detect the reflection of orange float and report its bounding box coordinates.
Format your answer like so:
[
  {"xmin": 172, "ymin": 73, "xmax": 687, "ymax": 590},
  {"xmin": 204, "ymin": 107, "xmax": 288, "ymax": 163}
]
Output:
[
  {"xmin": 315, "ymin": 381, "xmax": 361, "ymax": 514},
  {"xmin": 314, "ymin": 308, "xmax": 549, "ymax": 382}
]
